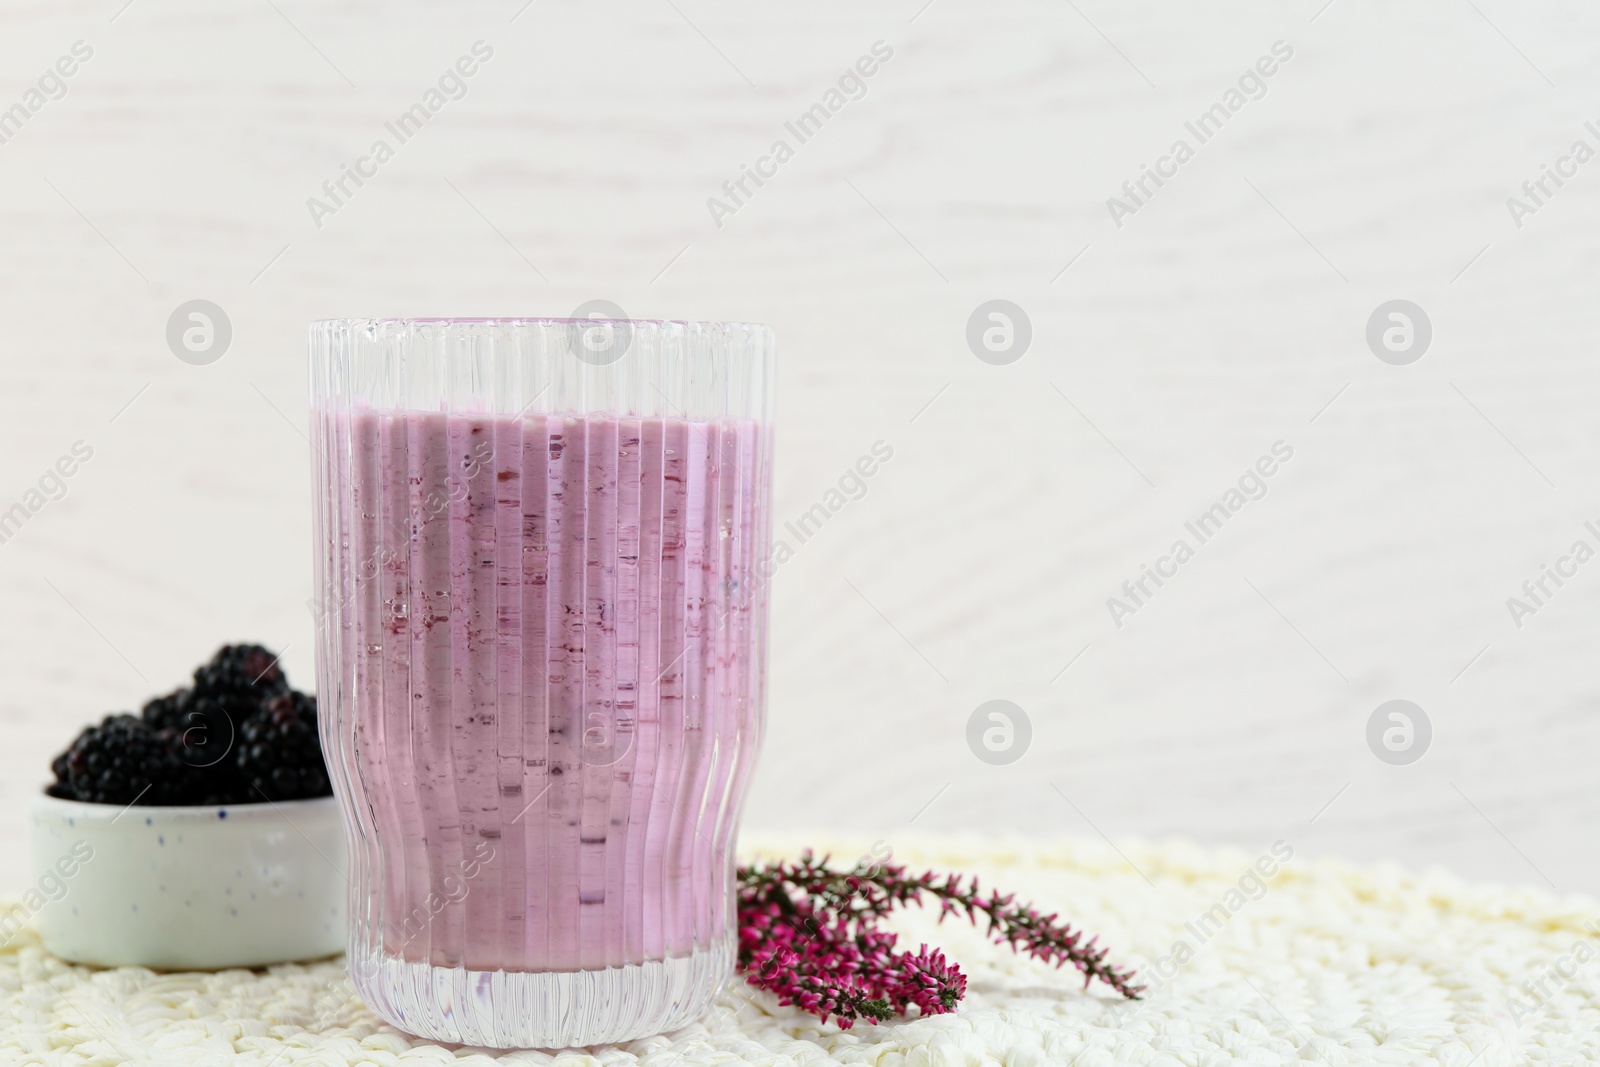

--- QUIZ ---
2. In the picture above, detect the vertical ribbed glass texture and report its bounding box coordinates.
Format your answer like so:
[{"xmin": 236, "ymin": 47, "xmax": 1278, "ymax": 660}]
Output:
[{"xmin": 309, "ymin": 318, "xmax": 774, "ymax": 1048}]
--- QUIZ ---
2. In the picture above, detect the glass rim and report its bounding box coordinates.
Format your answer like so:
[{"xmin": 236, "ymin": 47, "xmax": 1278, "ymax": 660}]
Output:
[
  {"xmin": 311, "ymin": 316, "xmax": 772, "ymax": 331},
  {"xmin": 309, "ymin": 315, "xmax": 774, "ymax": 423}
]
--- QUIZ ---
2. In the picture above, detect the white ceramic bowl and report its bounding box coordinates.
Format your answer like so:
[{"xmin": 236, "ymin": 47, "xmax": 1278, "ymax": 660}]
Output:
[{"xmin": 28, "ymin": 792, "xmax": 348, "ymax": 969}]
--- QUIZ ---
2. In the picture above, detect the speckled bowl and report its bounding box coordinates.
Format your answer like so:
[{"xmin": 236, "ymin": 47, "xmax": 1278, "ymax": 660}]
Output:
[{"xmin": 28, "ymin": 792, "xmax": 347, "ymax": 970}]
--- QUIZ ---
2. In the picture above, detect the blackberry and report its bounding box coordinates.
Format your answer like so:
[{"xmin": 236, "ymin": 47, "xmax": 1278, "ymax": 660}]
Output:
[
  {"xmin": 140, "ymin": 687, "xmax": 191, "ymax": 733},
  {"xmin": 234, "ymin": 691, "xmax": 331, "ymax": 801},
  {"xmin": 192, "ymin": 644, "xmax": 289, "ymax": 705},
  {"xmin": 181, "ymin": 759, "xmax": 253, "ymax": 807},
  {"xmin": 157, "ymin": 691, "xmax": 255, "ymax": 805},
  {"xmin": 152, "ymin": 691, "xmax": 240, "ymax": 768},
  {"xmin": 47, "ymin": 643, "xmax": 317, "ymax": 807},
  {"xmin": 63, "ymin": 714, "xmax": 185, "ymax": 806},
  {"xmin": 48, "ymin": 748, "xmax": 75, "ymax": 799}
]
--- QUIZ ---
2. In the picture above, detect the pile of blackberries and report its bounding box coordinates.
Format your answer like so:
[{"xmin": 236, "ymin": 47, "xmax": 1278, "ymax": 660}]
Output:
[{"xmin": 47, "ymin": 644, "xmax": 332, "ymax": 807}]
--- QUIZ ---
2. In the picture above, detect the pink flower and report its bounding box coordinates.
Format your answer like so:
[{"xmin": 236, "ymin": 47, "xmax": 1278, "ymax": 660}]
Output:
[{"xmin": 736, "ymin": 851, "xmax": 1142, "ymax": 1027}]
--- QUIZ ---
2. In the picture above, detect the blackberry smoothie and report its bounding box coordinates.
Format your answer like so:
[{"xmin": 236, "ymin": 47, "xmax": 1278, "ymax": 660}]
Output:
[{"xmin": 311, "ymin": 319, "xmax": 774, "ymax": 1047}]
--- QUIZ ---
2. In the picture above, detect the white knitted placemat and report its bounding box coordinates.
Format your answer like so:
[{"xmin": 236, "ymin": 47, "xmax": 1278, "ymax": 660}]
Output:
[{"xmin": 4, "ymin": 834, "xmax": 1598, "ymax": 1066}]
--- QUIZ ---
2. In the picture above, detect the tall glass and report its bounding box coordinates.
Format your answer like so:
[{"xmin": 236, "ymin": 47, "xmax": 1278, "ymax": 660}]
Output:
[{"xmin": 309, "ymin": 318, "xmax": 774, "ymax": 1048}]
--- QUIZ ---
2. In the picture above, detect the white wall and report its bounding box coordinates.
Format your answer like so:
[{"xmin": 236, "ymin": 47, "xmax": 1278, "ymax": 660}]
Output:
[{"xmin": 2, "ymin": 0, "xmax": 1596, "ymax": 896}]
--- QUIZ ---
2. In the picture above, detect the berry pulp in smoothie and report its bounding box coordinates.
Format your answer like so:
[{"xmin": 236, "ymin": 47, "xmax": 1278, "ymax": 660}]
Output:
[{"xmin": 325, "ymin": 409, "xmax": 770, "ymax": 974}]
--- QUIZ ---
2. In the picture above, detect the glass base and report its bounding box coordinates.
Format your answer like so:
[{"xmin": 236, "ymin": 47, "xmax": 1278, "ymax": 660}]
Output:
[{"xmin": 351, "ymin": 937, "xmax": 734, "ymax": 1048}]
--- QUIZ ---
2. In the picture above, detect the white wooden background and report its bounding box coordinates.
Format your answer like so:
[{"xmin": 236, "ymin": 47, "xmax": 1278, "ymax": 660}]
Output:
[{"xmin": 1, "ymin": 0, "xmax": 1596, "ymax": 899}]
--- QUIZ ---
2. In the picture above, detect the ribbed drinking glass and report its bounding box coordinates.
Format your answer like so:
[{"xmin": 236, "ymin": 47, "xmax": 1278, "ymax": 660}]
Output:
[{"xmin": 309, "ymin": 317, "xmax": 774, "ymax": 1047}]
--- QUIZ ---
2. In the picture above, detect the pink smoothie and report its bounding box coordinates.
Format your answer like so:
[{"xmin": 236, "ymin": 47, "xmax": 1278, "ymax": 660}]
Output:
[{"xmin": 325, "ymin": 409, "xmax": 770, "ymax": 975}]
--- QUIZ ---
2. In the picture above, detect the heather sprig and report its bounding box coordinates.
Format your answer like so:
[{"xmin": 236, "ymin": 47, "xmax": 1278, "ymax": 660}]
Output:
[{"xmin": 735, "ymin": 850, "xmax": 1142, "ymax": 1028}]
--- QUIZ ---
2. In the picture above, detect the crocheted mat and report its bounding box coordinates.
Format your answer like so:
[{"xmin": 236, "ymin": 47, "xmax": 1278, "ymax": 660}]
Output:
[{"xmin": 4, "ymin": 834, "xmax": 1598, "ymax": 1066}]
